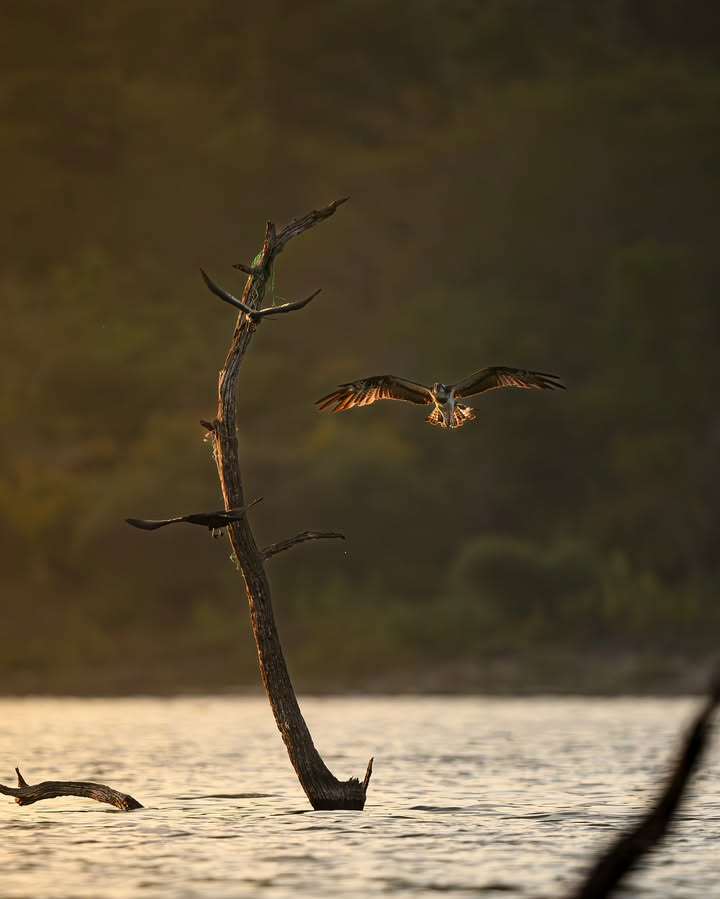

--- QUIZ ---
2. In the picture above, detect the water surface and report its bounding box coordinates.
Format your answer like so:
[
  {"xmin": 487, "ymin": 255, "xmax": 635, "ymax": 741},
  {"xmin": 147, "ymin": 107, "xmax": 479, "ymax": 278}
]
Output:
[{"xmin": 0, "ymin": 696, "xmax": 717, "ymax": 897}]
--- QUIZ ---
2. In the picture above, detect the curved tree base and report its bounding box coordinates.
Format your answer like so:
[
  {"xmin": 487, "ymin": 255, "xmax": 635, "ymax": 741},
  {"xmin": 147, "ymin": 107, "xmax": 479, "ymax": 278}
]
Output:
[
  {"xmin": 310, "ymin": 759, "xmax": 373, "ymax": 811},
  {"xmin": 0, "ymin": 767, "xmax": 143, "ymax": 811}
]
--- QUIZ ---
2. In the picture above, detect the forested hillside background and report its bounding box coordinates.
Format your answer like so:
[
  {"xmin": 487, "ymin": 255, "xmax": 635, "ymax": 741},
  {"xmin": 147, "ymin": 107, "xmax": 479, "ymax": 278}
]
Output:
[{"xmin": 2, "ymin": 1, "xmax": 719, "ymax": 693}]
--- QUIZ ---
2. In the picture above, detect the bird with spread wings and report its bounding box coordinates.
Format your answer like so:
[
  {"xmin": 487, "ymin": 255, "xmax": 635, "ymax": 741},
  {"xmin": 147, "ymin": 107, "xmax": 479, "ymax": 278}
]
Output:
[
  {"xmin": 316, "ymin": 367, "xmax": 565, "ymax": 429},
  {"xmin": 125, "ymin": 499, "xmax": 261, "ymax": 538}
]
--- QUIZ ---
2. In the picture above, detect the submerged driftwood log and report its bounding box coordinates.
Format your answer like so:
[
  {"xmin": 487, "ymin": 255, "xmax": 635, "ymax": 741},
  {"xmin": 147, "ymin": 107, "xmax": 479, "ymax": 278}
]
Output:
[
  {"xmin": 0, "ymin": 767, "xmax": 142, "ymax": 810},
  {"xmin": 200, "ymin": 199, "xmax": 372, "ymax": 810},
  {"xmin": 569, "ymin": 672, "xmax": 719, "ymax": 899}
]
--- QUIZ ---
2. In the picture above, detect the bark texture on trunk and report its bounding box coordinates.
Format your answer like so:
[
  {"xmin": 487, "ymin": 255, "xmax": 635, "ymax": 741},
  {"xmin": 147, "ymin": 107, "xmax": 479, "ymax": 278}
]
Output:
[{"xmin": 201, "ymin": 200, "xmax": 373, "ymax": 810}]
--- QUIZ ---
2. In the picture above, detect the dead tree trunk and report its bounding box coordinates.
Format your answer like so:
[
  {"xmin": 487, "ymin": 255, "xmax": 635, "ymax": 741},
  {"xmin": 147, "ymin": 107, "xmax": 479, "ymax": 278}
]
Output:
[{"xmin": 200, "ymin": 199, "xmax": 372, "ymax": 810}]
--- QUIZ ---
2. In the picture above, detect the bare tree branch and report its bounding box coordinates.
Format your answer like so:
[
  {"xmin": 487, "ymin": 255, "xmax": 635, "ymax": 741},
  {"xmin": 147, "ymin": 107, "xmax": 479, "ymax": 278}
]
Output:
[
  {"xmin": 275, "ymin": 197, "xmax": 349, "ymax": 253},
  {"xmin": 262, "ymin": 530, "xmax": 345, "ymax": 560},
  {"xmin": 569, "ymin": 671, "xmax": 720, "ymax": 899},
  {"xmin": 0, "ymin": 767, "xmax": 143, "ymax": 811}
]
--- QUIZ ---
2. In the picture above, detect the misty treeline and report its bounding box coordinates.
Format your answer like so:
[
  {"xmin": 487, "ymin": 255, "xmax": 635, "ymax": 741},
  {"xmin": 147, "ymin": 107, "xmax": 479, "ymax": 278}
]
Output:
[{"xmin": 1, "ymin": 1, "xmax": 718, "ymax": 691}]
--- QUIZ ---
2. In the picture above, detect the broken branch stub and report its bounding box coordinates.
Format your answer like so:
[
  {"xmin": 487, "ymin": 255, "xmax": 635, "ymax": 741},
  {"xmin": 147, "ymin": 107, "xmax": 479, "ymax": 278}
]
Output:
[{"xmin": 201, "ymin": 198, "xmax": 372, "ymax": 810}]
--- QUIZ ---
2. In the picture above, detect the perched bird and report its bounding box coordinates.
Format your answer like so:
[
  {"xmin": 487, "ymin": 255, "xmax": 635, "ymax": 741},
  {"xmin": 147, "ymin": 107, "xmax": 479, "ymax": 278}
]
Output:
[
  {"xmin": 126, "ymin": 500, "xmax": 260, "ymax": 538},
  {"xmin": 316, "ymin": 367, "xmax": 564, "ymax": 429}
]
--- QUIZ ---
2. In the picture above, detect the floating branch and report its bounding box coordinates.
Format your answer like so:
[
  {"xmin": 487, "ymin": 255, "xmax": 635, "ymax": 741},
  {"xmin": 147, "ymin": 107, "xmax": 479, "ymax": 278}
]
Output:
[
  {"xmin": 201, "ymin": 197, "xmax": 372, "ymax": 810},
  {"xmin": 569, "ymin": 672, "xmax": 720, "ymax": 899},
  {"xmin": 126, "ymin": 499, "xmax": 261, "ymax": 538},
  {"xmin": 262, "ymin": 530, "xmax": 345, "ymax": 561},
  {"xmin": 0, "ymin": 767, "xmax": 142, "ymax": 811}
]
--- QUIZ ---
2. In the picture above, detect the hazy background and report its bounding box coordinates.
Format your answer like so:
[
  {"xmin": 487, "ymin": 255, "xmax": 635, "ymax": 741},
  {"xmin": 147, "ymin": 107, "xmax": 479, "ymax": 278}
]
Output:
[{"xmin": 2, "ymin": 0, "xmax": 718, "ymax": 694}]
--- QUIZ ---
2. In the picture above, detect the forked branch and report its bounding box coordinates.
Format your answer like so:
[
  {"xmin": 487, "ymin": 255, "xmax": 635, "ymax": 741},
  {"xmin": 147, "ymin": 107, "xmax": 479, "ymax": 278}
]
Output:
[{"xmin": 0, "ymin": 767, "xmax": 143, "ymax": 811}]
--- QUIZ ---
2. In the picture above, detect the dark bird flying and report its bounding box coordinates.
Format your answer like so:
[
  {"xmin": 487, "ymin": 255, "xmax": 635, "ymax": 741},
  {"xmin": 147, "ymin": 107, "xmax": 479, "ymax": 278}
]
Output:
[
  {"xmin": 126, "ymin": 500, "xmax": 260, "ymax": 538},
  {"xmin": 316, "ymin": 367, "xmax": 565, "ymax": 429}
]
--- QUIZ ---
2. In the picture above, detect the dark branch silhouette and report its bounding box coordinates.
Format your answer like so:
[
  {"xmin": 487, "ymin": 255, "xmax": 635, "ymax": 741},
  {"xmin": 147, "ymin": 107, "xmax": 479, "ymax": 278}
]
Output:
[
  {"xmin": 0, "ymin": 767, "xmax": 142, "ymax": 811},
  {"xmin": 569, "ymin": 671, "xmax": 720, "ymax": 899},
  {"xmin": 274, "ymin": 197, "xmax": 349, "ymax": 250},
  {"xmin": 262, "ymin": 530, "xmax": 345, "ymax": 560}
]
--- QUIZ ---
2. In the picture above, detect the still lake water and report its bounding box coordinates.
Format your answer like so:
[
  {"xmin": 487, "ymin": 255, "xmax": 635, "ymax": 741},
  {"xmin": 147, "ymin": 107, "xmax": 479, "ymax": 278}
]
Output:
[{"xmin": 0, "ymin": 695, "xmax": 718, "ymax": 898}]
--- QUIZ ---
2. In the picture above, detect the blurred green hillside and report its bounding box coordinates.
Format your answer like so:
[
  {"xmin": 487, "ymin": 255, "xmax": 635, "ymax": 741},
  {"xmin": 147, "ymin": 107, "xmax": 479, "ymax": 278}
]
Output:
[{"xmin": 2, "ymin": 1, "xmax": 719, "ymax": 693}]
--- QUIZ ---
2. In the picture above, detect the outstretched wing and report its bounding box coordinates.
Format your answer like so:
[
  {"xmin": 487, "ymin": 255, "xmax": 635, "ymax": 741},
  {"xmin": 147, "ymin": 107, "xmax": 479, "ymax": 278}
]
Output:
[
  {"xmin": 183, "ymin": 506, "xmax": 255, "ymax": 527},
  {"xmin": 453, "ymin": 367, "xmax": 565, "ymax": 399},
  {"xmin": 316, "ymin": 375, "xmax": 433, "ymax": 413},
  {"xmin": 126, "ymin": 499, "xmax": 261, "ymax": 532},
  {"xmin": 125, "ymin": 517, "xmax": 184, "ymax": 530}
]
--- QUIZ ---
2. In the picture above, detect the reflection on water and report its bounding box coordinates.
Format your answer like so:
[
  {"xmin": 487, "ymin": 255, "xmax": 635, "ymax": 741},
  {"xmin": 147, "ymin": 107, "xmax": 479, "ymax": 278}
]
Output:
[{"xmin": 0, "ymin": 696, "xmax": 717, "ymax": 898}]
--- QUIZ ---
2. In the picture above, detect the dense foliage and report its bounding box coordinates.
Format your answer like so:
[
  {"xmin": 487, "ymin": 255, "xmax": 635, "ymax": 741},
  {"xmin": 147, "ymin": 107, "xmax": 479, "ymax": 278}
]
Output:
[{"xmin": 2, "ymin": 1, "xmax": 718, "ymax": 691}]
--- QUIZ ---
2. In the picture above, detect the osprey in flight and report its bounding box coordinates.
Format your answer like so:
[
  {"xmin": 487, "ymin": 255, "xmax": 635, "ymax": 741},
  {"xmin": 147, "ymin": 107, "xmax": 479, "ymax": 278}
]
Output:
[{"xmin": 316, "ymin": 367, "xmax": 565, "ymax": 429}]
